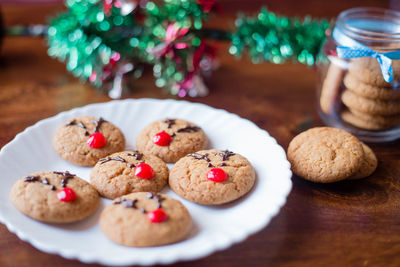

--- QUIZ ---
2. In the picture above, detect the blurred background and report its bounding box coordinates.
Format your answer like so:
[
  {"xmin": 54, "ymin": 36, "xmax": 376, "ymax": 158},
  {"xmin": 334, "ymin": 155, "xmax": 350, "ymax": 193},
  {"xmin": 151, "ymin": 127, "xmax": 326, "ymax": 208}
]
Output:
[{"xmin": 0, "ymin": 0, "xmax": 392, "ymax": 146}]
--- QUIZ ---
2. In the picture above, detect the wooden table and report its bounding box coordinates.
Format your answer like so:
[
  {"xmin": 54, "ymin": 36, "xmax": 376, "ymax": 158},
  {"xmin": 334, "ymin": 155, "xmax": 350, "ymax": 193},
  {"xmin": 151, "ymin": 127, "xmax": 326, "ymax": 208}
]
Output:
[{"xmin": 1, "ymin": 1, "xmax": 398, "ymax": 266}]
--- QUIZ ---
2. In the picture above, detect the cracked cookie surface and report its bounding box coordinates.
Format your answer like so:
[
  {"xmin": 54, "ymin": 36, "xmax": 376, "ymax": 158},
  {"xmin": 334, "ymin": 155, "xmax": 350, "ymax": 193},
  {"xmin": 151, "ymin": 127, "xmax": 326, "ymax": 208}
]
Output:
[
  {"xmin": 90, "ymin": 151, "xmax": 169, "ymax": 199},
  {"xmin": 169, "ymin": 149, "xmax": 256, "ymax": 205},
  {"xmin": 53, "ymin": 116, "xmax": 126, "ymax": 166},
  {"xmin": 287, "ymin": 127, "xmax": 364, "ymax": 183},
  {"xmin": 136, "ymin": 119, "xmax": 208, "ymax": 163}
]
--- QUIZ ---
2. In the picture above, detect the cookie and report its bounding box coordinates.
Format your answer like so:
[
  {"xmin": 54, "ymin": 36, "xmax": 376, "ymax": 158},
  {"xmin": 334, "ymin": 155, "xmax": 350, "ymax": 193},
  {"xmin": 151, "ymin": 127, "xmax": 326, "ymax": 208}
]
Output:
[
  {"xmin": 287, "ymin": 127, "xmax": 364, "ymax": 183},
  {"xmin": 169, "ymin": 149, "xmax": 256, "ymax": 205},
  {"xmin": 341, "ymin": 90, "xmax": 400, "ymax": 116},
  {"xmin": 348, "ymin": 142, "xmax": 377, "ymax": 180},
  {"xmin": 341, "ymin": 110, "xmax": 399, "ymax": 130},
  {"xmin": 53, "ymin": 116, "xmax": 126, "ymax": 166},
  {"xmin": 99, "ymin": 192, "xmax": 191, "ymax": 247},
  {"xmin": 10, "ymin": 171, "xmax": 100, "ymax": 223},
  {"xmin": 136, "ymin": 119, "xmax": 208, "ymax": 163},
  {"xmin": 348, "ymin": 57, "xmax": 400, "ymax": 87},
  {"xmin": 90, "ymin": 150, "xmax": 169, "ymax": 199},
  {"xmin": 344, "ymin": 73, "xmax": 400, "ymax": 100},
  {"xmin": 320, "ymin": 63, "xmax": 345, "ymax": 114},
  {"xmin": 351, "ymin": 108, "xmax": 400, "ymax": 126}
]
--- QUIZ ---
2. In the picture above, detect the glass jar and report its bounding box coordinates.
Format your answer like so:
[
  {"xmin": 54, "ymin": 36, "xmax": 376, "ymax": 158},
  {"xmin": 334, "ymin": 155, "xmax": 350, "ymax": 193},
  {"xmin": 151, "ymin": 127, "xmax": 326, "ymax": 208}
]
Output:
[{"xmin": 317, "ymin": 7, "xmax": 400, "ymax": 142}]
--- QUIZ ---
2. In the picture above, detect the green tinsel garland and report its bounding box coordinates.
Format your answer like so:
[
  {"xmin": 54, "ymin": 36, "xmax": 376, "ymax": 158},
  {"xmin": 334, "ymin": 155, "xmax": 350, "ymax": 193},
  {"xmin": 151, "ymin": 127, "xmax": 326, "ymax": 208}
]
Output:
[
  {"xmin": 230, "ymin": 8, "xmax": 330, "ymax": 66},
  {"xmin": 47, "ymin": 0, "xmax": 330, "ymax": 97}
]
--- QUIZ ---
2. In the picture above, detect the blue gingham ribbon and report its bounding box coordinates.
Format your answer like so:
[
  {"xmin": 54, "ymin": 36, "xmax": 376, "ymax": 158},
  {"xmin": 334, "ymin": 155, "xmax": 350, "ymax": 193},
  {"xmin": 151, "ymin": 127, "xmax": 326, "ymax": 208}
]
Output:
[{"xmin": 333, "ymin": 27, "xmax": 400, "ymax": 83}]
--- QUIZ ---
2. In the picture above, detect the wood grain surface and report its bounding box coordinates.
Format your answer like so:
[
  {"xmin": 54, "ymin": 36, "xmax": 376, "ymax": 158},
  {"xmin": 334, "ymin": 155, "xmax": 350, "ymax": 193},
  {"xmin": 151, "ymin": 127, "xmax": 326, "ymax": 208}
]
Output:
[{"xmin": 1, "ymin": 1, "xmax": 399, "ymax": 266}]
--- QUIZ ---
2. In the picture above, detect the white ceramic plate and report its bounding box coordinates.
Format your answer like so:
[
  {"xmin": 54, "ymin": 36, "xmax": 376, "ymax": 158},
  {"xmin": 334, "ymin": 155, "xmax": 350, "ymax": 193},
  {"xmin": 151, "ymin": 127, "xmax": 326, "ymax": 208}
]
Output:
[{"xmin": 0, "ymin": 99, "xmax": 292, "ymax": 266}]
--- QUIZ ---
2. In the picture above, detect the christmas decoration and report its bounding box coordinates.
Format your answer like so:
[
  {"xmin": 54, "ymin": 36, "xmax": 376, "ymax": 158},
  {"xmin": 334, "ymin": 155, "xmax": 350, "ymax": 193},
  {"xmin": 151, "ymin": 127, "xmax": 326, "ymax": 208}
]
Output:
[
  {"xmin": 46, "ymin": 0, "xmax": 330, "ymax": 98},
  {"xmin": 230, "ymin": 8, "xmax": 330, "ymax": 66}
]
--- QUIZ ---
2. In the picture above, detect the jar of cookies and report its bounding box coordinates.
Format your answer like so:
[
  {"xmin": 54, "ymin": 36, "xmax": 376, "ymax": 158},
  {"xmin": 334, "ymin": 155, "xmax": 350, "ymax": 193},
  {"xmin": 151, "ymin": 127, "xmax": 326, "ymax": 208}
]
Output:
[{"xmin": 317, "ymin": 7, "xmax": 400, "ymax": 142}]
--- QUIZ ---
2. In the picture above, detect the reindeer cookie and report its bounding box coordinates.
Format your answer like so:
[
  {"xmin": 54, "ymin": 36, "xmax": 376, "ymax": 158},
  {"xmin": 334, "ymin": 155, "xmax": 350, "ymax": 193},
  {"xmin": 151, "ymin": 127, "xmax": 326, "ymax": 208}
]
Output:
[
  {"xmin": 53, "ymin": 116, "xmax": 126, "ymax": 166},
  {"xmin": 169, "ymin": 149, "xmax": 256, "ymax": 205},
  {"xmin": 90, "ymin": 150, "xmax": 169, "ymax": 199},
  {"xmin": 10, "ymin": 171, "xmax": 100, "ymax": 223},
  {"xmin": 100, "ymin": 192, "xmax": 191, "ymax": 247},
  {"xmin": 136, "ymin": 119, "xmax": 208, "ymax": 163}
]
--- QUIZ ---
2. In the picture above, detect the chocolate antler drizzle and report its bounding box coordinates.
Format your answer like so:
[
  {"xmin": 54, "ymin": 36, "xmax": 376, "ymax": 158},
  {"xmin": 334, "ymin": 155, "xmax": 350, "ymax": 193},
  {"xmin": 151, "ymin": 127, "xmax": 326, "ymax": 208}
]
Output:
[
  {"xmin": 114, "ymin": 198, "xmax": 138, "ymax": 209},
  {"xmin": 188, "ymin": 153, "xmax": 210, "ymax": 162},
  {"xmin": 176, "ymin": 125, "xmax": 201, "ymax": 133},
  {"xmin": 66, "ymin": 120, "xmax": 89, "ymax": 136},
  {"xmin": 126, "ymin": 151, "xmax": 143, "ymax": 160},
  {"xmin": 188, "ymin": 150, "xmax": 235, "ymax": 168},
  {"xmin": 24, "ymin": 176, "xmax": 40, "ymax": 182},
  {"xmin": 147, "ymin": 193, "xmax": 166, "ymax": 208},
  {"xmin": 160, "ymin": 120, "xmax": 201, "ymax": 140},
  {"xmin": 99, "ymin": 156, "xmax": 126, "ymax": 165},
  {"xmin": 188, "ymin": 153, "xmax": 214, "ymax": 167},
  {"xmin": 24, "ymin": 175, "xmax": 56, "ymax": 191},
  {"xmin": 114, "ymin": 193, "xmax": 165, "ymax": 213},
  {"xmin": 219, "ymin": 150, "xmax": 235, "ymax": 161},
  {"xmin": 163, "ymin": 119, "xmax": 176, "ymax": 129},
  {"xmin": 98, "ymin": 151, "xmax": 143, "ymax": 169},
  {"xmin": 53, "ymin": 171, "xmax": 76, "ymax": 188},
  {"xmin": 66, "ymin": 117, "xmax": 107, "ymax": 135},
  {"xmin": 92, "ymin": 117, "xmax": 107, "ymax": 133}
]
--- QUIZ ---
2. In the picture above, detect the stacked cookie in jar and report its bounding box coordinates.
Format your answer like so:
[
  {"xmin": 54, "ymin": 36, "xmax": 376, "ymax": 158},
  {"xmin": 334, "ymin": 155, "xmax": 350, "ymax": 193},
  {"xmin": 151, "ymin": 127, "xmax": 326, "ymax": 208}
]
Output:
[{"xmin": 318, "ymin": 7, "xmax": 400, "ymax": 142}]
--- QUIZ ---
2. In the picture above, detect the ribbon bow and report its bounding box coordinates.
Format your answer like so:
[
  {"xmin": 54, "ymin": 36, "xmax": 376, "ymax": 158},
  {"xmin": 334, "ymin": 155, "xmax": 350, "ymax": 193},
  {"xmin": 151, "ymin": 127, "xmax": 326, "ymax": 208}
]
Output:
[
  {"xmin": 333, "ymin": 28, "xmax": 400, "ymax": 83},
  {"xmin": 148, "ymin": 23, "xmax": 189, "ymax": 58}
]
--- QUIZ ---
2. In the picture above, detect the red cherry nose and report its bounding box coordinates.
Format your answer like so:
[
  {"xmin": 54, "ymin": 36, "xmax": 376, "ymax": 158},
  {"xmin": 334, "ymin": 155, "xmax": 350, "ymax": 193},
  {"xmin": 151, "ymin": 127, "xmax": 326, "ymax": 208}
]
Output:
[
  {"xmin": 152, "ymin": 131, "xmax": 172, "ymax": 146},
  {"xmin": 147, "ymin": 208, "xmax": 167, "ymax": 223},
  {"xmin": 87, "ymin": 132, "xmax": 106, "ymax": 148},
  {"xmin": 134, "ymin": 163, "xmax": 155, "ymax": 179},
  {"xmin": 206, "ymin": 168, "xmax": 227, "ymax": 182},
  {"xmin": 56, "ymin": 187, "xmax": 77, "ymax": 202}
]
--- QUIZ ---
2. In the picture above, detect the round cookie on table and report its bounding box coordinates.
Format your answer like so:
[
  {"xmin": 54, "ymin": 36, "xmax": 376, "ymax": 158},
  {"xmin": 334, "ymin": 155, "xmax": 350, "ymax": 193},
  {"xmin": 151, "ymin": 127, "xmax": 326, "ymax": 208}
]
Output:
[
  {"xmin": 90, "ymin": 150, "xmax": 169, "ymax": 199},
  {"xmin": 169, "ymin": 149, "xmax": 256, "ymax": 205},
  {"xmin": 287, "ymin": 127, "xmax": 377, "ymax": 183},
  {"xmin": 136, "ymin": 119, "xmax": 208, "ymax": 163},
  {"xmin": 348, "ymin": 142, "xmax": 378, "ymax": 180},
  {"xmin": 10, "ymin": 171, "xmax": 100, "ymax": 223},
  {"xmin": 53, "ymin": 116, "xmax": 125, "ymax": 166},
  {"xmin": 100, "ymin": 192, "xmax": 191, "ymax": 247}
]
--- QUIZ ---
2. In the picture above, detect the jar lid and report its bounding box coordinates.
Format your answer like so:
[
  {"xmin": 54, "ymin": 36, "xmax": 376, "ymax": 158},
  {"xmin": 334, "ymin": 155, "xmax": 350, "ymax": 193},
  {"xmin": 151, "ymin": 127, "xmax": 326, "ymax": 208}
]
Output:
[
  {"xmin": 333, "ymin": 8, "xmax": 400, "ymax": 83},
  {"xmin": 336, "ymin": 7, "xmax": 400, "ymax": 48}
]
